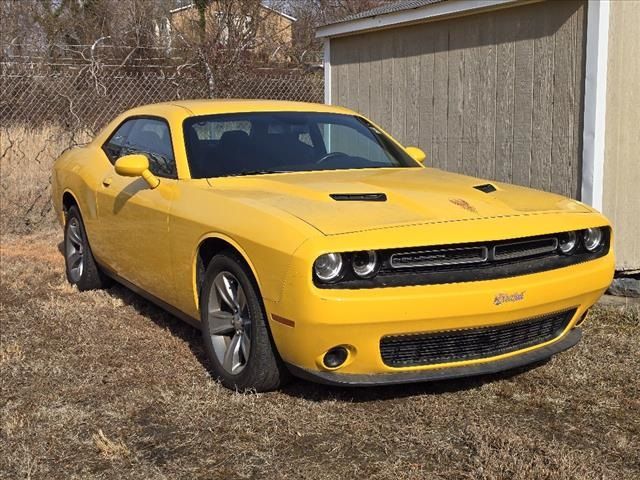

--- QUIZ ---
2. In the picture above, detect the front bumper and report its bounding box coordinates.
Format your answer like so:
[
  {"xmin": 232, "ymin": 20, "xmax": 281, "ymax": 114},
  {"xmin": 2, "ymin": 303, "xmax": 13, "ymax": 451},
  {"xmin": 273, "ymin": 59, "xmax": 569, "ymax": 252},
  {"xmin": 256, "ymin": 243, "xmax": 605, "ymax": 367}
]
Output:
[
  {"xmin": 264, "ymin": 215, "xmax": 614, "ymax": 385},
  {"xmin": 286, "ymin": 328, "xmax": 581, "ymax": 386}
]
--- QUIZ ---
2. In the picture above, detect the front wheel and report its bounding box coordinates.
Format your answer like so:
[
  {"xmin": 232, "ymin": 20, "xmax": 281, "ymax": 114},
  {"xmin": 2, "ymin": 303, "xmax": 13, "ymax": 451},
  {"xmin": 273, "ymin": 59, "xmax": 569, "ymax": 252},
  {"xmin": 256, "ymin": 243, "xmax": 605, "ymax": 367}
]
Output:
[
  {"xmin": 200, "ymin": 251, "xmax": 289, "ymax": 392},
  {"xmin": 64, "ymin": 206, "xmax": 110, "ymax": 291}
]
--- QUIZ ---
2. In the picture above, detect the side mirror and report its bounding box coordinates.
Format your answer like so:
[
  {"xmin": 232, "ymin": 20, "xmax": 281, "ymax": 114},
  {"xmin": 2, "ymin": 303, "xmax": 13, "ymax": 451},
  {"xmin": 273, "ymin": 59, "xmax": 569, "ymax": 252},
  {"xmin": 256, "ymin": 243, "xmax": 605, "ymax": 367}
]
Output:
[
  {"xmin": 405, "ymin": 146, "xmax": 427, "ymax": 164},
  {"xmin": 114, "ymin": 154, "xmax": 159, "ymax": 189}
]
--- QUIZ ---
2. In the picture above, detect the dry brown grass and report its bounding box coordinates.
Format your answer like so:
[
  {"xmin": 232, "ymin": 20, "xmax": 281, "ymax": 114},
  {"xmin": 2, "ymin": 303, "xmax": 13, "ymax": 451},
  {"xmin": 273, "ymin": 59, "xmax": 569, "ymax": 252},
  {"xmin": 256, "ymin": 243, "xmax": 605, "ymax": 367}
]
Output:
[
  {"xmin": 92, "ymin": 429, "xmax": 131, "ymax": 460},
  {"xmin": 1, "ymin": 229, "xmax": 639, "ymax": 479},
  {"xmin": 0, "ymin": 124, "xmax": 90, "ymax": 235}
]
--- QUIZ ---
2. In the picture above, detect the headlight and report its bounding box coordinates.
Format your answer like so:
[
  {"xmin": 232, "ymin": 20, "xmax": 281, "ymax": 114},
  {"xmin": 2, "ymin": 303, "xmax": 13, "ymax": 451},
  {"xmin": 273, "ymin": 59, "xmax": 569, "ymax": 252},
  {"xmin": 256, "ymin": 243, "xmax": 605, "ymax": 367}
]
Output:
[
  {"xmin": 558, "ymin": 231, "xmax": 577, "ymax": 254},
  {"xmin": 583, "ymin": 228, "xmax": 603, "ymax": 251},
  {"xmin": 352, "ymin": 250, "xmax": 378, "ymax": 278},
  {"xmin": 314, "ymin": 253, "xmax": 343, "ymax": 282}
]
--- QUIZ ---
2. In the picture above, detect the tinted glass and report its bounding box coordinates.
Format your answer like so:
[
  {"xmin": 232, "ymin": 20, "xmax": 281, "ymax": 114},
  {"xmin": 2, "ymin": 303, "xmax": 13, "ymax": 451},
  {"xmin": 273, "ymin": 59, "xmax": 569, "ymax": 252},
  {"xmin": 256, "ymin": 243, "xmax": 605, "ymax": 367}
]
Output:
[
  {"xmin": 103, "ymin": 117, "xmax": 176, "ymax": 178},
  {"xmin": 103, "ymin": 120, "xmax": 134, "ymax": 163},
  {"xmin": 183, "ymin": 112, "xmax": 418, "ymax": 179}
]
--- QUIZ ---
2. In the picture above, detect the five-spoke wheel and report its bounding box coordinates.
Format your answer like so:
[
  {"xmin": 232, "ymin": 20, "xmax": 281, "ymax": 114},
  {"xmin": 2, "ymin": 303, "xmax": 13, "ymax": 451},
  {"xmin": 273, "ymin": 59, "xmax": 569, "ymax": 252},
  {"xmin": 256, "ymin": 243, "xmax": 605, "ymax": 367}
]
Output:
[
  {"xmin": 65, "ymin": 216, "xmax": 84, "ymax": 283},
  {"xmin": 200, "ymin": 251, "xmax": 289, "ymax": 391},
  {"xmin": 63, "ymin": 205, "xmax": 110, "ymax": 291},
  {"xmin": 207, "ymin": 272, "xmax": 252, "ymax": 375}
]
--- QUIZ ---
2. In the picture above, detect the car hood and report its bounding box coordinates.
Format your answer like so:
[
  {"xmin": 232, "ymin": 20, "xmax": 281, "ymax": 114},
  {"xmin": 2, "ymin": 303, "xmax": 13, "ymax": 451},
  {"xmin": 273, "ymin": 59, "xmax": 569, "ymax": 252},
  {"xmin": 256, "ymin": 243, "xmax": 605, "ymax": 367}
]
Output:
[{"xmin": 207, "ymin": 168, "xmax": 590, "ymax": 235}]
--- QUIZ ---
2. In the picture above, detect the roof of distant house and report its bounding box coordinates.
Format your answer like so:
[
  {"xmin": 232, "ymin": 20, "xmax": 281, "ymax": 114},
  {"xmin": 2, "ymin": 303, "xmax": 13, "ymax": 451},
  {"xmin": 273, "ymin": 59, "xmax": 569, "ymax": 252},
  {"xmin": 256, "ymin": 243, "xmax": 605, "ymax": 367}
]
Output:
[{"xmin": 169, "ymin": 2, "xmax": 297, "ymax": 22}]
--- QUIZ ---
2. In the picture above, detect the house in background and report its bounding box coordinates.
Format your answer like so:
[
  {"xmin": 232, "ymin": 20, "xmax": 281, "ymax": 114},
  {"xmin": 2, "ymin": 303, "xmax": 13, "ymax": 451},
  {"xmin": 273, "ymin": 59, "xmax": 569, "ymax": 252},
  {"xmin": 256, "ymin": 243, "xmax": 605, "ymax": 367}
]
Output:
[
  {"xmin": 169, "ymin": 1, "xmax": 296, "ymax": 61},
  {"xmin": 317, "ymin": 0, "xmax": 639, "ymax": 273}
]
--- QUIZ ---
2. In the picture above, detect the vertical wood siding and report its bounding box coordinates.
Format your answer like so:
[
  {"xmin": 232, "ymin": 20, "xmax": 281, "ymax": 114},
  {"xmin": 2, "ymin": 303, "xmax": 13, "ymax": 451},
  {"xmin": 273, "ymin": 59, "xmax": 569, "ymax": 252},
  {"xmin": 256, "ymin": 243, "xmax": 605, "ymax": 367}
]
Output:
[
  {"xmin": 330, "ymin": 0, "xmax": 587, "ymax": 199},
  {"xmin": 603, "ymin": 1, "xmax": 640, "ymax": 270}
]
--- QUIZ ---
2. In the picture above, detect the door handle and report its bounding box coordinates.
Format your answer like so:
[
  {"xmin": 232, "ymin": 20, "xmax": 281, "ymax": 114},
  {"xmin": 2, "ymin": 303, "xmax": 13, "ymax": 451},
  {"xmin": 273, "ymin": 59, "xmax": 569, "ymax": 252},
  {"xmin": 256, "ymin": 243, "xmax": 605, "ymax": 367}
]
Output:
[{"xmin": 102, "ymin": 177, "xmax": 113, "ymax": 187}]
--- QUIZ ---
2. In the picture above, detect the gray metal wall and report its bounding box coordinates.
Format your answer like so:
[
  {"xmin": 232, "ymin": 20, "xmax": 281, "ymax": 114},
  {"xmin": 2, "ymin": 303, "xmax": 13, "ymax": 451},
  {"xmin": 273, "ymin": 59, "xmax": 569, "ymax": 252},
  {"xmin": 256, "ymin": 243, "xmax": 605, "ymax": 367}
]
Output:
[{"xmin": 330, "ymin": 0, "xmax": 587, "ymax": 199}]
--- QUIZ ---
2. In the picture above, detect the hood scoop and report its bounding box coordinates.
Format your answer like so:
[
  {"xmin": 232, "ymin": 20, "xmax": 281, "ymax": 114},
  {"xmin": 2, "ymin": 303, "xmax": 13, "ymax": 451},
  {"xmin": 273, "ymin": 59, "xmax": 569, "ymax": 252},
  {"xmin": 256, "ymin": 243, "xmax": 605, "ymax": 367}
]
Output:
[
  {"xmin": 330, "ymin": 193, "xmax": 387, "ymax": 202},
  {"xmin": 473, "ymin": 183, "xmax": 497, "ymax": 193}
]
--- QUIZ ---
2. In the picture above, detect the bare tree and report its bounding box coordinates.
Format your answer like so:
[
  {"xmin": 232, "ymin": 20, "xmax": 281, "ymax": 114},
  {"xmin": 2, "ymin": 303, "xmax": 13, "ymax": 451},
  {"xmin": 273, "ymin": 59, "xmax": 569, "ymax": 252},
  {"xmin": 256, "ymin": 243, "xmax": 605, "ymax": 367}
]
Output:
[
  {"xmin": 286, "ymin": 0, "xmax": 397, "ymax": 66},
  {"xmin": 170, "ymin": 0, "xmax": 295, "ymax": 95},
  {"xmin": 1, "ymin": 0, "xmax": 172, "ymax": 63},
  {"xmin": 2, "ymin": 0, "xmax": 391, "ymax": 71}
]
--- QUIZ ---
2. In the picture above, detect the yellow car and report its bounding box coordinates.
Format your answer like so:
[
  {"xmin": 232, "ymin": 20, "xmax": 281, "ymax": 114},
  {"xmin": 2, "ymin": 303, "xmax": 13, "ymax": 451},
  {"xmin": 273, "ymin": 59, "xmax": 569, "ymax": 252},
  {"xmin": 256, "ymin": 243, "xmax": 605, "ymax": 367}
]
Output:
[{"xmin": 52, "ymin": 100, "xmax": 614, "ymax": 391}]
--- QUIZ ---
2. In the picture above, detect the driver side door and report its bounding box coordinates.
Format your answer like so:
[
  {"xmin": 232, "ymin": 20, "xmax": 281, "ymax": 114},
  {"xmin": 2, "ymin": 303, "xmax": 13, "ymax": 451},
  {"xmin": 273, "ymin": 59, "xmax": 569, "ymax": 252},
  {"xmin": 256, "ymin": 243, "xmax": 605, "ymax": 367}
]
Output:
[{"xmin": 95, "ymin": 116, "xmax": 178, "ymax": 305}]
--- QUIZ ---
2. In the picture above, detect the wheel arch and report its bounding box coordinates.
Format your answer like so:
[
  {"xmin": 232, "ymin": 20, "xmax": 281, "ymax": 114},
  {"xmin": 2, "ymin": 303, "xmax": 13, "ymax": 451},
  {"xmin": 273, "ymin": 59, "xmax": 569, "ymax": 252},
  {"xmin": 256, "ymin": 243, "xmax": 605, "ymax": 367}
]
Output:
[
  {"xmin": 194, "ymin": 233, "xmax": 264, "ymax": 309},
  {"xmin": 62, "ymin": 190, "xmax": 81, "ymax": 221}
]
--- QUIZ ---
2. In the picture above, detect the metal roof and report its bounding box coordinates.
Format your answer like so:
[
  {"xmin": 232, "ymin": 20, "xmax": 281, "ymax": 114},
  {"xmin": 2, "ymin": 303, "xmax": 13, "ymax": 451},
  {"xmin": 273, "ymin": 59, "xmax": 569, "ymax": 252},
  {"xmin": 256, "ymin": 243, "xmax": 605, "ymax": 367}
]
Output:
[
  {"xmin": 325, "ymin": 0, "xmax": 447, "ymax": 26},
  {"xmin": 316, "ymin": 0, "xmax": 520, "ymax": 38}
]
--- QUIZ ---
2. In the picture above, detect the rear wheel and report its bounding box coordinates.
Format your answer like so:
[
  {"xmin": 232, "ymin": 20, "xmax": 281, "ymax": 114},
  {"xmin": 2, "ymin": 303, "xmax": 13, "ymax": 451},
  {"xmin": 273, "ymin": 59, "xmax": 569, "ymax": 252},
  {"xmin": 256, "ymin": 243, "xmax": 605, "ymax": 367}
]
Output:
[
  {"xmin": 200, "ymin": 251, "xmax": 289, "ymax": 392},
  {"xmin": 64, "ymin": 206, "xmax": 110, "ymax": 291}
]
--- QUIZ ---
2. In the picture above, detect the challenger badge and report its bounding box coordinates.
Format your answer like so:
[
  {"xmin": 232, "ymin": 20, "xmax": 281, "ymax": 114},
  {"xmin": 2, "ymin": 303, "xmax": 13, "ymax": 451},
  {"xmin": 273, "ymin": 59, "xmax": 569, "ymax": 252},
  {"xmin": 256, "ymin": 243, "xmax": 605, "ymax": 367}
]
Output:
[{"xmin": 494, "ymin": 291, "xmax": 526, "ymax": 305}]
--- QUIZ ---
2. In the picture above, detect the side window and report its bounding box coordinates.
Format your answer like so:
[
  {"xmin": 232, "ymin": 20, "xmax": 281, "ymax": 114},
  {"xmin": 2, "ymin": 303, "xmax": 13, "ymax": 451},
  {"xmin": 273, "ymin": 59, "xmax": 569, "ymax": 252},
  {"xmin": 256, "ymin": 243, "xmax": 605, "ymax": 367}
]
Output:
[
  {"xmin": 103, "ymin": 120, "xmax": 135, "ymax": 163},
  {"xmin": 103, "ymin": 117, "xmax": 177, "ymax": 178},
  {"xmin": 124, "ymin": 119, "xmax": 176, "ymax": 178}
]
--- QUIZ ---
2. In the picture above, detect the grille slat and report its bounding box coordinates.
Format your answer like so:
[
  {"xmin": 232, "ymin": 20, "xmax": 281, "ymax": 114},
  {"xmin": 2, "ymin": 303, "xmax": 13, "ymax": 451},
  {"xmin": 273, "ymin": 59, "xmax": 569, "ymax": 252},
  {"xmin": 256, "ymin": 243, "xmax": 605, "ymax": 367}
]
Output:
[
  {"xmin": 380, "ymin": 309, "xmax": 575, "ymax": 367},
  {"xmin": 493, "ymin": 238, "xmax": 559, "ymax": 261},
  {"xmin": 390, "ymin": 247, "xmax": 488, "ymax": 269}
]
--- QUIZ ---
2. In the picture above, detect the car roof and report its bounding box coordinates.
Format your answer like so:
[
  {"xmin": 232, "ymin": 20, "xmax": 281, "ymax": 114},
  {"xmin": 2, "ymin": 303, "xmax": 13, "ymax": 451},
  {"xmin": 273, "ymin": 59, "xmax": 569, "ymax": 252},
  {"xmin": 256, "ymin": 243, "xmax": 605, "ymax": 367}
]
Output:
[{"xmin": 126, "ymin": 99, "xmax": 356, "ymax": 119}]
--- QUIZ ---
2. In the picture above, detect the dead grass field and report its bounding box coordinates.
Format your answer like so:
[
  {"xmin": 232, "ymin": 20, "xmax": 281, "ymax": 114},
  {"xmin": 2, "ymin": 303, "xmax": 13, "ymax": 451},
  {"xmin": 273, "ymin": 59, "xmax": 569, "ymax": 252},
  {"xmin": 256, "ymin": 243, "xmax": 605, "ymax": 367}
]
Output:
[{"xmin": 1, "ymin": 229, "xmax": 639, "ymax": 479}]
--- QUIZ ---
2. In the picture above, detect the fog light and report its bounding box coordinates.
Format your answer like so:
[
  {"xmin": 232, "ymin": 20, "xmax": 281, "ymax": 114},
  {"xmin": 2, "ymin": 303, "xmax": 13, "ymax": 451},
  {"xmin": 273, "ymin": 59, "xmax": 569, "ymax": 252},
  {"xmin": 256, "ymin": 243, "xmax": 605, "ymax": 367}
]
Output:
[{"xmin": 323, "ymin": 346, "xmax": 349, "ymax": 369}]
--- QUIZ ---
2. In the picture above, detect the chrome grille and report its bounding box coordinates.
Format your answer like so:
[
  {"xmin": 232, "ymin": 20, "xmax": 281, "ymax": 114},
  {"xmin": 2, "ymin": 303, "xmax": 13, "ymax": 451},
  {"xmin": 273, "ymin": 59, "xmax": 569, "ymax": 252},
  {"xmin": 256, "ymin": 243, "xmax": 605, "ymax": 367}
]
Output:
[
  {"xmin": 384, "ymin": 233, "xmax": 565, "ymax": 274},
  {"xmin": 390, "ymin": 247, "xmax": 488, "ymax": 269}
]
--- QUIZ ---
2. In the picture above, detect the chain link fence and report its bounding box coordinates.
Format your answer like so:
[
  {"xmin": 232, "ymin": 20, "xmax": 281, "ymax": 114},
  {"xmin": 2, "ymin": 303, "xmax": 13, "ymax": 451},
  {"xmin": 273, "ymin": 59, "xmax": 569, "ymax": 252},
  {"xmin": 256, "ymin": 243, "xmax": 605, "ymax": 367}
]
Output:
[{"xmin": 0, "ymin": 45, "xmax": 324, "ymax": 233}]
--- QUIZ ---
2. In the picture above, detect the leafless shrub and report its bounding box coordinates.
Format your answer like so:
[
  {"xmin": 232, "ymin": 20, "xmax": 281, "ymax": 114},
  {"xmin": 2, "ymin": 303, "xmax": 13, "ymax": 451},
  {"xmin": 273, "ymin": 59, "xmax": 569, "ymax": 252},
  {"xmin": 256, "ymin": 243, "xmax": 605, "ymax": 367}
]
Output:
[{"xmin": 0, "ymin": 124, "xmax": 89, "ymax": 234}]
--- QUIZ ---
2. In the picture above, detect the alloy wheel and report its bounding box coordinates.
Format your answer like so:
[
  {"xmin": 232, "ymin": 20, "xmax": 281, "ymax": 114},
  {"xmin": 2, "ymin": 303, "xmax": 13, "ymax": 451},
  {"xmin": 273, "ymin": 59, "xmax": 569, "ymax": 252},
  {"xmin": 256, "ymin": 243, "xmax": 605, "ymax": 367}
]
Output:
[
  {"xmin": 65, "ymin": 217, "xmax": 84, "ymax": 283},
  {"xmin": 207, "ymin": 271, "xmax": 252, "ymax": 375}
]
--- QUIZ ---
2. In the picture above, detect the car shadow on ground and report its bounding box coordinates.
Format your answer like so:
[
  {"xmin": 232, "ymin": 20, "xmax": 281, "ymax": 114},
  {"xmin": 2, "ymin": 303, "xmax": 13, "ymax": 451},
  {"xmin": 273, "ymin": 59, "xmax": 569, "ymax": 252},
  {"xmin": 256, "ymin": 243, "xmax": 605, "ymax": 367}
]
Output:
[
  {"xmin": 58, "ymin": 241, "xmax": 548, "ymax": 403},
  {"xmin": 280, "ymin": 362, "xmax": 547, "ymax": 403},
  {"xmin": 111, "ymin": 280, "xmax": 547, "ymax": 403}
]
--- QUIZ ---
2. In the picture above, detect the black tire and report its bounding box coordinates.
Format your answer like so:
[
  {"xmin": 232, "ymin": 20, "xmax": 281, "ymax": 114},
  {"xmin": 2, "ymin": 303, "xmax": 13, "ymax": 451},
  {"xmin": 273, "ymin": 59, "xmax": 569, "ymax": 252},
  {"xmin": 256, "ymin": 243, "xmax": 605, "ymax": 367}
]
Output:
[
  {"xmin": 200, "ymin": 250, "xmax": 290, "ymax": 392},
  {"xmin": 63, "ymin": 206, "xmax": 111, "ymax": 291}
]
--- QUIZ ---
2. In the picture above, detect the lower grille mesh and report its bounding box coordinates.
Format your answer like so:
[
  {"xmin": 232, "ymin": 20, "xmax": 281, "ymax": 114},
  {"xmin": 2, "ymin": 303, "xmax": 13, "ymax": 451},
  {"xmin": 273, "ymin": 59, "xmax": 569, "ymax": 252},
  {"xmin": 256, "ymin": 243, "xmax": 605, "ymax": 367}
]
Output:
[{"xmin": 380, "ymin": 309, "xmax": 576, "ymax": 367}]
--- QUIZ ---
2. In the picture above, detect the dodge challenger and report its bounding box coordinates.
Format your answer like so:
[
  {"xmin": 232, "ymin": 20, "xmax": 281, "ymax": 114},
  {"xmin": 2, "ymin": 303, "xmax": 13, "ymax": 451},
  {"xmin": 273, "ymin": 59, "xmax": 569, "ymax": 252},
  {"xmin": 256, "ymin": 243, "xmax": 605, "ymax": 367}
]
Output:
[{"xmin": 52, "ymin": 100, "xmax": 614, "ymax": 391}]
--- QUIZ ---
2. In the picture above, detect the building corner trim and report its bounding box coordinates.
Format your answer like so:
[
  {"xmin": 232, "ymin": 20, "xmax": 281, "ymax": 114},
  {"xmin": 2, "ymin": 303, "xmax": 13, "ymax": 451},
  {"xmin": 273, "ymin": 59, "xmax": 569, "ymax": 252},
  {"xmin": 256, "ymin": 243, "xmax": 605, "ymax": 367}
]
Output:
[
  {"xmin": 582, "ymin": 0, "xmax": 610, "ymax": 211},
  {"xmin": 324, "ymin": 39, "xmax": 332, "ymax": 105}
]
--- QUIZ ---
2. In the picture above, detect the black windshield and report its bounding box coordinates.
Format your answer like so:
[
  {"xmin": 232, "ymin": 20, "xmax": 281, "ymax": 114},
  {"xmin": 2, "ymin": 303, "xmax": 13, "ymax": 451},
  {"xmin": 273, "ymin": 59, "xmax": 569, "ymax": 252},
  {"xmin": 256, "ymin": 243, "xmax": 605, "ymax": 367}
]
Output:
[{"xmin": 183, "ymin": 112, "xmax": 419, "ymax": 179}]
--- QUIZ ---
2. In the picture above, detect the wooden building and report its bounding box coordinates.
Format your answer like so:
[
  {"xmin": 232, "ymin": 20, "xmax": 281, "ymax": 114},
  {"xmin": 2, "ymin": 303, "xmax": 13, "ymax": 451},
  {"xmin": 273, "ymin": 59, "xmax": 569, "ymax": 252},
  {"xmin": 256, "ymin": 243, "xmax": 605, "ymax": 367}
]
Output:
[{"xmin": 318, "ymin": 0, "xmax": 639, "ymax": 271}]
